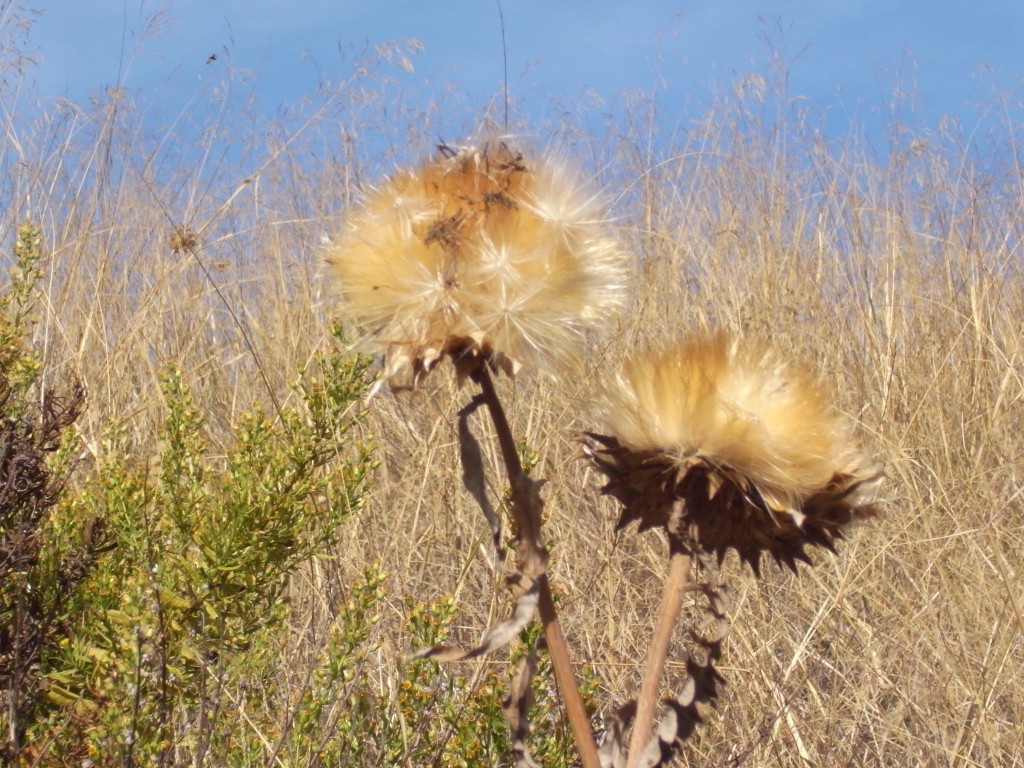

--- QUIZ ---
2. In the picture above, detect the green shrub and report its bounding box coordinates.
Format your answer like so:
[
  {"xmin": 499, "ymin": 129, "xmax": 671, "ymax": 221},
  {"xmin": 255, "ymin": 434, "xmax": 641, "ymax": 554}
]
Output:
[
  {"xmin": 1, "ymin": 223, "xmax": 88, "ymax": 764},
  {"xmin": 4, "ymin": 292, "xmax": 374, "ymax": 763},
  {"xmin": 306, "ymin": 593, "xmax": 593, "ymax": 768}
]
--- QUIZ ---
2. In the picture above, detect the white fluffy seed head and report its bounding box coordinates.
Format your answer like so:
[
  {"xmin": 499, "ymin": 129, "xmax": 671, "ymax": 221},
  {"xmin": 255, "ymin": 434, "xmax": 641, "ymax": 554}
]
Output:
[{"xmin": 326, "ymin": 142, "xmax": 628, "ymax": 384}]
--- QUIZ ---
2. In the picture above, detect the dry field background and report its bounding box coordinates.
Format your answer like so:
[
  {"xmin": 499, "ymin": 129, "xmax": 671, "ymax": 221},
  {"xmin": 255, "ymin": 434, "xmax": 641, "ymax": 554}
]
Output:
[{"xmin": 3, "ymin": 39, "xmax": 1023, "ymax": 766}]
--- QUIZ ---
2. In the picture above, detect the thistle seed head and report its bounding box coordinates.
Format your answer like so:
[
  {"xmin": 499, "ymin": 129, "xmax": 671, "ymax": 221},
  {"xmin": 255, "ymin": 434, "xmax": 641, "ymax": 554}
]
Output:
[
  {"xmin": 326, "ymin": 142, "xmax": 627, "ymax": 386},
  {"xmin": 584, "ymin": 331, "xmax": 882, "ymax": 573}
]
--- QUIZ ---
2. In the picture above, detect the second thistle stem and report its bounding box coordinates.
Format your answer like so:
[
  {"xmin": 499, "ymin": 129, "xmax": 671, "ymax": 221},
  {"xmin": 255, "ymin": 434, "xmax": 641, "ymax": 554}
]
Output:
[
  {"xmin": 626, "ymin": 544, "xmax": 693, "ymax": 768},
  {"xmin": 472, "ymin": 364, "xmax": 601, "ymax": 768}
]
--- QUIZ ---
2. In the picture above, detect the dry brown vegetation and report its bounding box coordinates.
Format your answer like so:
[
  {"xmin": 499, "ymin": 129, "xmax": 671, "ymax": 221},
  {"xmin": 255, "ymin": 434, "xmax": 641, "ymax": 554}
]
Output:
[{"xmin": 3, "ymin": 31, "xmax": 1022, "ymax": 766}]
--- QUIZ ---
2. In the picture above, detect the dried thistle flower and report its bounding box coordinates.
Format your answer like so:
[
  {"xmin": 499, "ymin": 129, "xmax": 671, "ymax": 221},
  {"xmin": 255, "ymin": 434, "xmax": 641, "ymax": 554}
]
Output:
[
  {"xmin": 168, "ymin": 224, "xmax": 199, "ymax": 254},
  {"xmin": 584, "ymin": 330, "xmax": 882, "ymax": 573},
  {"xmin": 326, "ymin": 142, "xmax": 627, "ymax": 385}
]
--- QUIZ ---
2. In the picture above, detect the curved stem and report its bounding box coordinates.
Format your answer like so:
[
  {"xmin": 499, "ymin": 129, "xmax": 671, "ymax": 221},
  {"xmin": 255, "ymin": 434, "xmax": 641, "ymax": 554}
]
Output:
[
  {"xmin": 472, "ymin": 364, "xmax": 601, "ymax": 768},
  {"xmin": 626, "ymin": 545, "xmax": 693, "ymax": 768}
]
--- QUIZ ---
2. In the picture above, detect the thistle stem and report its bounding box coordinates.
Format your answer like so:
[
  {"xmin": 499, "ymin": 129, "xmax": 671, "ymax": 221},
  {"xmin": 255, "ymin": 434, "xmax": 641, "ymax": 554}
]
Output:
[
  {"xmin": 472, "ymin": 364, "xmax": 601, "ymax": 768},
  {"xmin": 626, "ymin": 545, "xmax": 693, "ymax": 768}
]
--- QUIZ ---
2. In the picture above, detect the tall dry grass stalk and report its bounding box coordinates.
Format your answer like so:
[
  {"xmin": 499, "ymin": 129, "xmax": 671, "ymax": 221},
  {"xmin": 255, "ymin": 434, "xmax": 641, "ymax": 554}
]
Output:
[{"xmin": 2, "ymin": 34, "xmax": 1021, "ymax": 763}]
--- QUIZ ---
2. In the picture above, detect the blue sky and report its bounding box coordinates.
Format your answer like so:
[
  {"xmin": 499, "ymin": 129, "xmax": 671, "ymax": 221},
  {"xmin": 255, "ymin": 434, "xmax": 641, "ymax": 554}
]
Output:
[{"xmin": 19, "ymin": 1, "xmax": 1024, "ymax": 153}]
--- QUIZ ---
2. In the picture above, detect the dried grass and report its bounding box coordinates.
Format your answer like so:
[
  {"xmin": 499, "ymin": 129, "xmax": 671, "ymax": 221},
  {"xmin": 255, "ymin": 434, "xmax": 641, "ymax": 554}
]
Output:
[{"xmin": 3, "ymin": 42, "xmax": 1022, "ymax": 766}]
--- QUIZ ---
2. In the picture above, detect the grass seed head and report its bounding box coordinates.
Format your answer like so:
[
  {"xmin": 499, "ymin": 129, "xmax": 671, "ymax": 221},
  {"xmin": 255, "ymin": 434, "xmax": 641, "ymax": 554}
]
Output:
[
  {"xmin": 326, "ymin": 142, "xmax": 627, "ymax": 386},
  {"xmin": 585, "ymin": 330, "xmax": 882, "ymax": 573}
]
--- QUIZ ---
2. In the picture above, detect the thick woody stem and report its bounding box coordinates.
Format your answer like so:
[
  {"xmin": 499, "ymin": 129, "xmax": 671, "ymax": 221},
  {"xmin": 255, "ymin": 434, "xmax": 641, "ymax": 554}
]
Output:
[
  {"xmin": 472, "ymin": 364, "xmax": 601, "ymax": 768},
  {"xmin": 626, "ymin": 544, "xmax": 693, "ymax": 768}
]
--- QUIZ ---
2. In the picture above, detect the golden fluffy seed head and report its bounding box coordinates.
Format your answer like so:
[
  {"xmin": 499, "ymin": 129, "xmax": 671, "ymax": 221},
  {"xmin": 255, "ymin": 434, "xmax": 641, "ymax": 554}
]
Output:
[
  {"xmin": 585, "ymin": 330, "xmax": 882, "ymax": 572},
  {"xmin": 326, "ymin": 142, "xmax": 627, "ymax": 384},
  {"xmin": 601, "ymin": 332, "xmax": 864, "ymax": 508}
]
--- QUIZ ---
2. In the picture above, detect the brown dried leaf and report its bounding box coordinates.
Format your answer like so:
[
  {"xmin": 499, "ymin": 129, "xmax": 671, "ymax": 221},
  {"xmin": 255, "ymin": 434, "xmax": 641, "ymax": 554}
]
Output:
[
  {"xmin": 407, "ymin": 576, "xmax": 539, "ymax": 663},
  {"xmin": 458, "ymin": 395, "xmax": 505, "ymax": 562},
  {"xmin": 598, "ymin": 701, "xmax": 636, "ymax": 768},
  {"xmin": 503, "ymin": 643, "xmax": 542, "ymax": 768}
]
